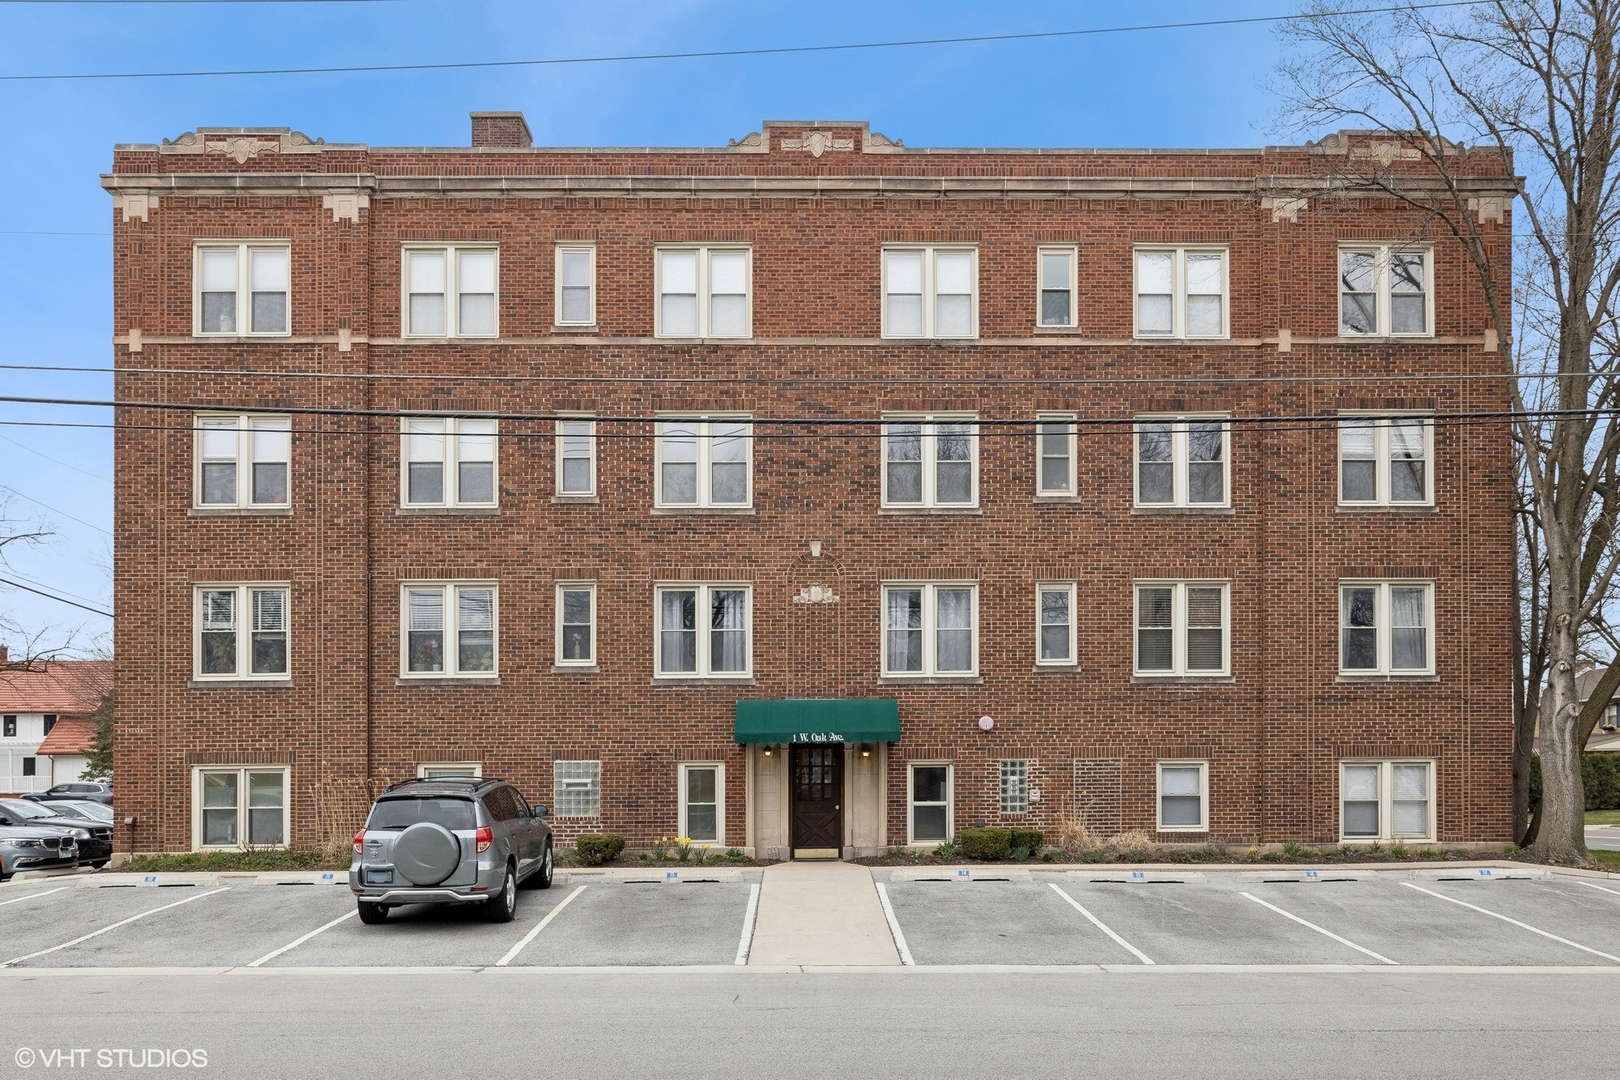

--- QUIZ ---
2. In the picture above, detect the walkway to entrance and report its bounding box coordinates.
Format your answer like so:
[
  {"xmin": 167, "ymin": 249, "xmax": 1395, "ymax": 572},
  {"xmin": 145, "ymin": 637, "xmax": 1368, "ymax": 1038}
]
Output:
[{"xmin": 747, "ymin": 861, "xmax": 901, "ymax": 966}]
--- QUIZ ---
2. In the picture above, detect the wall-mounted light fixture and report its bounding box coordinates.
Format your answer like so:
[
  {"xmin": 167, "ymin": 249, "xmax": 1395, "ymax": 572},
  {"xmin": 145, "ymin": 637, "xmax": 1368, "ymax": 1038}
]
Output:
[{"xmin": 978, "ymin": 715, "xmax": 994, "ymax": 731}]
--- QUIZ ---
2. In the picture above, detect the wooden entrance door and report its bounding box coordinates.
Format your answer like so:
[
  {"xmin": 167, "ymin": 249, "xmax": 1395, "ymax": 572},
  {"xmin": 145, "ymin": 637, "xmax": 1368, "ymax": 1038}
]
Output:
[{"xmin": 790, "ymin": 744, "xmax": 843, "ymax": 855}]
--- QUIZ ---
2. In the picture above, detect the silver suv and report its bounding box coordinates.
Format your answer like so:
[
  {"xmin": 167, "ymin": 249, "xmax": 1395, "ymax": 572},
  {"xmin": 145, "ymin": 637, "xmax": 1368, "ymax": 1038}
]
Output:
[{"xmin": 349, "ymin": 778, "xmax": 553, "ymax": 924}]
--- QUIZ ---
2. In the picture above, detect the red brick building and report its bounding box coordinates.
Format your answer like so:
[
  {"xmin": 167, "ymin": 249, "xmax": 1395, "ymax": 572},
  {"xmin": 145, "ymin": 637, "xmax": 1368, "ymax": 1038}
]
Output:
[{"xmin": 105, "ymin": 115, "xmax": 1517, "ymax": 858}]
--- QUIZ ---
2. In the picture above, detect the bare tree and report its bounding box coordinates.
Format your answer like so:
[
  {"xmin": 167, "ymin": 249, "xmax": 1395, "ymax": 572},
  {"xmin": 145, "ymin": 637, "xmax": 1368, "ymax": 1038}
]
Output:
[
  {"xmin": 1277, "ymin": 0, "xmax": 1620, "ymax": 863},
  {"xmin": 0, "ymin": 494, "xmax": 83, "ymax": 673}
]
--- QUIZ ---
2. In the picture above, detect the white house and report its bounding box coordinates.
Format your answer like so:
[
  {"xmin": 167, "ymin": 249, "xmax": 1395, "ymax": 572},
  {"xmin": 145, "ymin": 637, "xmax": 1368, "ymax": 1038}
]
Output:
[{"xmin": 0, "ymin": 657, "xmax": 109, "ymax": 794}]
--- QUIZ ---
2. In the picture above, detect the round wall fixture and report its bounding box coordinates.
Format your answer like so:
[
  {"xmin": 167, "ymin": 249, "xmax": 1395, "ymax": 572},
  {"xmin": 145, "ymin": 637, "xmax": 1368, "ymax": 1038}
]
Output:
[{"xmin": 978, "ymin": 715, "xmax": 994, "ymax": 731}]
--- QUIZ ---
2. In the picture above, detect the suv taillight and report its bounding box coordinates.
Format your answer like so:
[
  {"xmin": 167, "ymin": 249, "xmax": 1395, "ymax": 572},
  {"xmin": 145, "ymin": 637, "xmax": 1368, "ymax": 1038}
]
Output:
[
  {"xmin": 475, "ymin": 826, "xmax": 493, "ymax": 854},
  {"xmin": 352, "ymin": 829, "xmax": 365, "ymax": 855}
]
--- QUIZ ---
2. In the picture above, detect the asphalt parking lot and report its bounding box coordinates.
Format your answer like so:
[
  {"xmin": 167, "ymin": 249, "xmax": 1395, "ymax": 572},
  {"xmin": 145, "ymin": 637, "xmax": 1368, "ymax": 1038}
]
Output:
[{"xmin": 1, "ymin": 867, "xmax": 1618, "ymax": 970}]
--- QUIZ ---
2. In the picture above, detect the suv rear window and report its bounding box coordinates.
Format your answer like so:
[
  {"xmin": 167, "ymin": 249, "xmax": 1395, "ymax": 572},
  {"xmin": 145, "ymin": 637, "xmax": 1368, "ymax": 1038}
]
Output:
[{"xmin": 368, "ymin": 796, "xmax": 477, "ymax": 831}]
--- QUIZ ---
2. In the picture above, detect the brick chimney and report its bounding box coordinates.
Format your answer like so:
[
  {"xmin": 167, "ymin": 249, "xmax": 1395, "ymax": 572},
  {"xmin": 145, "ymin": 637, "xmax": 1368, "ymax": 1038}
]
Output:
[{"xmin": 470, "ymin": 112, "xmax": 532, "ymax": 149}]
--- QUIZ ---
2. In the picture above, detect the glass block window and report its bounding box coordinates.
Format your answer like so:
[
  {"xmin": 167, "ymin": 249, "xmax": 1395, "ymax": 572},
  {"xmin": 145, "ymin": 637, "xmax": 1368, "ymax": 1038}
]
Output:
[{"xmin": 553, "ymin": 760, "xmax": 602, "ymax": 817}]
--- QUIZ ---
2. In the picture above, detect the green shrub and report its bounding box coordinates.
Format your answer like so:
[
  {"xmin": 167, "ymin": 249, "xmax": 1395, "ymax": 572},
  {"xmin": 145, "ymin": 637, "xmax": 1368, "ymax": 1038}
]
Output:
[
  {"xmin": 120, "ymin": 848, "xmax": 346, "ymax": 873},
  {"xmin": 574, "ymin": 833, "xmax": 626, "ymax": 866},
  {"xmin": 1009, "ymin": 827, "xmax": 1044, "ymax": 853},
  {"xmin": 959, "ymin": 827, "xmax": 1013, "ymax": 860},
  {"xmin": 933, "ymin": 840, "xmax": 958, "ymax": 860},
  {"xmin": 1529, "ymin": 752, "xmax": 1620, "ymax": 811}
]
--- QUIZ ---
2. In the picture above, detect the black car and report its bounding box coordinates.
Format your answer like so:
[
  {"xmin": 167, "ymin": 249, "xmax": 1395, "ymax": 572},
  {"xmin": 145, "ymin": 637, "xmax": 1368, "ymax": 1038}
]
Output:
[
  {"xmin": 23, "ymin": 782, "xmax": 113, "ymax": 806},
  {"xmin": 0, "ymin": 825, "xmax": 79, "ymax": 881},
  {"xmin": 0, "ymin": 799, "xmax": 111, "ymax": 868}
]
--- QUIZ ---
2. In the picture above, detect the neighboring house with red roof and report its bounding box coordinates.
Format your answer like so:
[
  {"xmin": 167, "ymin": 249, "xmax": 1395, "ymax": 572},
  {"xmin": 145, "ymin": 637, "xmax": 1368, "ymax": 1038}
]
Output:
[
  {"xmin": 0, "ymin": 650, "xmax": 111, "ymax": 794},
  {"xmin": 1575, "ymin": 664, "xmax": 1620, "ymax": 753}
]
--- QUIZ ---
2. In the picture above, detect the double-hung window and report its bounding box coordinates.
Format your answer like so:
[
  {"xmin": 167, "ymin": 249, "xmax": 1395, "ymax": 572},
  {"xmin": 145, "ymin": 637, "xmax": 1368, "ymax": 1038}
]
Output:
[
  {"xmin": 555, "ymin": 244, "xmax": 596, "ymax": 326},
  {"xmin": 1135, "ymin": 416, "xmax": 1229, "ymax": 507},
  {"xmin": 1135, "ymin": 247, "xmax": 1227, "ymax": 338},
  {"xmin": 1036, "ymin": 582, "xmax": 1077, "ymax": 666},
  {"xmin": 556, "ymin": 418, "xmax": 597, "ymax": 497},
  {"xmin": 553, "ymin": 760, "xmax": 602, "ymax": 817},
  {"xmin": 402, "ymin": 583, "xmax": 498, "ymax": 678},
  {"xmin": 883, "ymin": 415, "xmax": 978, "ymax": 508},
  {"xmin": 1134, "ymin": 581, "xmax": 1229, "ymax": 677},
  {"xmin": 194, "ymin": 584, "xmax": 290, "ymax": 681},
  {"xmin": 679, "ymin": 763, "xmax": 723, "ymax": 845},
  {"xmin": 195, "ymin": 414, "xmax": 290, "ymax": 508},
  {"xmin": 1036, "ymin": 413, "xmax": 1077, "ymax": 497},
  {"xmin": 1157, "ymin": 761, "xmax": 1208, "ymax": 831},
  {"xmin": 656, "ymin": 417, "xmax": 752, "ymax": 508},
  {"xmin": 1038, "ymin": 246, "xmax": 1078, "ymax": 327},
  {"xmin": 1341, "ymin": 760, "xmax": 1434, "ymax": 842},
  {"xmin": 1339, "ymin": 581, "xmax": 1434, "ymax": 675},
  {"xmin": 402, "ymin": 418, "xmax": 496, "ymax": 508},
  {"xmin": 556, "ymin": 583, "xmax": 596, "ymax": 667},
  {"xmin": 656, "ymin": 584, "xmax": 751, "ymax": 678},
  {"xmin": 1338, "ymin": 415, "xmax": 1432, "ymax": 506},
  {"xmin": 403, "ymin": 246, "xmax": 498, "ymax": 337},
  {"xmin": 194, "ymin": 243, "xmax": 290, "ymax": 336},
  {"xmin": 908, "ymin": 764, "xmax": 952, "ymax": 845},
  {"xmin": 999, "ymin": 760, "xmax": 1030, "ymax": 814},
  {"xmin": 656, "ymin": 247, "xmax": 751, "ymax": 338},
  {"xmin": 883, "ymin": 247, "xmax": 977, "ymax": 338},
  {"xmin": 194, "ymin": 766, "xmax": 288, "ymax": 849},
  {"xmin": 883, "ymin": 583, "xmax": 978, "ymax": 677},
  {"xmin": 1340, "ymin": 247, "xmax": 1432, "ymax": 336}
]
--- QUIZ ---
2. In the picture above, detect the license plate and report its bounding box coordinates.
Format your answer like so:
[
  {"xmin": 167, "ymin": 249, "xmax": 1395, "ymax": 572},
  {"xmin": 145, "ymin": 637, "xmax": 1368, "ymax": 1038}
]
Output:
[{"xmin": 365, "ymin": 869, "xmax": 393, "ymax": 885}]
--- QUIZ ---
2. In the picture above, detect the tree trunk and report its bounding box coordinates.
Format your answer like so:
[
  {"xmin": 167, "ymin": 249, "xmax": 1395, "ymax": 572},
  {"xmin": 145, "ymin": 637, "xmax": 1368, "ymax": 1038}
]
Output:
[{"xmin": 1526, "ymin": 600, "xmax": 1590, "ymax": 864}]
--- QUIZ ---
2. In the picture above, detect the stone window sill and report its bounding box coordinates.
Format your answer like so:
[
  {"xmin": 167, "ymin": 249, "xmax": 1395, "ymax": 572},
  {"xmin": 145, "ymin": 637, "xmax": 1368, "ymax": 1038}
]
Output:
[
  {"xmin": 395, "ymin": 677, "xmax": 502, "ymax": 686},
  {"xmin": 1335, "ymin": 674, "xmax": 1441, "ymax": 684},
  {"xmin": 188, "ymin": 506, "xmax": 292, "ymax": 517},
  {"xmin": 188, "ymin": 679, "xmax": 293, "ymax": 689},
  {"xmin": 1131, "ymin": 506, "xmax": 1235, "ymax": 516},
  {"xmin": 651, "ymin": 506, "xmax": 757, "ymax": 516},
  {"xmin": 396, "ymin": 507, "xmax": 500, "ymax": 517},
  {"xmin": 1131, "ymin": 675, "xmax": 1235, "ymax": 686},
  {"xmin": 1032, "ymin": 324, "xmax": 1082, "ymax": 334},
  {"xmin": 1032, "ymin": 494, "xmax": 1080, "ymax": 504},
  {"xmin": 553, "ymin": 664, "xmax": 599, "ymax": 674},
  {"xmin": 1335, "ymin": 504, "xmax": 1439, "ymax": 514},
  {"xmin": 552, "ymin": 495, "xmax": 600, "ymax": 505},
  {"xmin": 1032, "ymin": 664, "xmax": 1082, "ymax": 673},
  {"xmin": 878, "ymin": 675, "xmax": 984, "ymax": 686},
  {"xmin": 553, "ymin": 324, "xmax": 598, "ymax": 333},
  {"xmin": 651, "ymin": 677, "xmax": 756, "ymax": 686},
  {"xmin": 878, "ymin": 507, "xmax": 983, "ymax": 516}
]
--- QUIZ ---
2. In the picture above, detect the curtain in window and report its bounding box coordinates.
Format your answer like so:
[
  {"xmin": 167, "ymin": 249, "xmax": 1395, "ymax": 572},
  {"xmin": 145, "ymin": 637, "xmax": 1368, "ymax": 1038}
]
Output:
[
  {"xmin": 886, "ymin": 589, "xmax": 923, "ymax": 672},
  {"xmin": 660, "ymin": 590, "xmax": 697, "ymax": 672},
  {"xmin": 1390, "ymin": 586, "xmax": 1428, "ymax": 670},
  {"xmin": 934, "ymin": 587, "xmax": 974, "ymax": 672},
  {"xmin": 709, "ymin": 589, "xmax": 748, "ymax": 672},
  {"xmin": 457, "ymin": 588, "xmax": 495, "ymax": 673}
]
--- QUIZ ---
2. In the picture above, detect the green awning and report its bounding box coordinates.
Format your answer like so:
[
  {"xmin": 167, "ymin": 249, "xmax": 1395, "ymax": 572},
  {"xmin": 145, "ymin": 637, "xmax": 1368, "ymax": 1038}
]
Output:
[{"xmin": 733, "ymin": 699, "xmax": 900, "ymax": 745}]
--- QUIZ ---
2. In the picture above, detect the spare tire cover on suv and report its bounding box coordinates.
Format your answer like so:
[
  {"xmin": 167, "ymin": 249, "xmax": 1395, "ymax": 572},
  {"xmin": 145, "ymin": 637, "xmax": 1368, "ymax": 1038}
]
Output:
[{"xmin": 392, "ymin": 822, "xmax": 462, "ymax": 885}]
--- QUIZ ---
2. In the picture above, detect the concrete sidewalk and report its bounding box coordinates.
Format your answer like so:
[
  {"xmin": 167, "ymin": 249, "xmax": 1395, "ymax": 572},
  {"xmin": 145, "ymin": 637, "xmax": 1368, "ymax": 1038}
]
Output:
[{"xmin": 747, "ymin": 861, "xmax": 901, "ymax": 966}]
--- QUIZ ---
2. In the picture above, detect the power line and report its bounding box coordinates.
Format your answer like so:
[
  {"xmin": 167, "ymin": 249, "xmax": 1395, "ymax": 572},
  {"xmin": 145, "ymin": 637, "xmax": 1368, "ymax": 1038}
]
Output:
[
  {"xmin": 0, "ymin": 566, "xmax": 110, "ymax": 608},
  {"xmin": 0, "ymin": 574, "xmax": 111, "ymax": 619},
  {"xmin": 0, "ymin": 2, "xmax": 1490, "ymax": 83},
  {"xmin": 0, "ymin": 230, "xmax": 111, "ymax": 238},
  {"xmin": 0, "ymin": 483, "xmax": 112, "ymax": 535},
  {"xmin": 0, "ymin": 431, "xmax": 112, "ymax": 483}
]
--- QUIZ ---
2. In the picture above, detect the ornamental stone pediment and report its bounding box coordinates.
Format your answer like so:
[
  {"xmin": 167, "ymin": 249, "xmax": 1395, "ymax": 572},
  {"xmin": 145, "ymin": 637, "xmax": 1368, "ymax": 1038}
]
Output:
[{"xmin": 161, "ymin": 128, "xmax": 326, "ymax": 162}]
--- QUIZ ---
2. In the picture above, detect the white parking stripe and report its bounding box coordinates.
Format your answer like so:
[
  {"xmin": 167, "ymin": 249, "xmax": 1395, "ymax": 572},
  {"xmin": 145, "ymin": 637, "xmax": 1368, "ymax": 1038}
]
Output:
[
  {"xmin": 0, "ymin": 886, "xmax": 67, "ymax": 908},
  {"xmin": 0, "ymin": 887, "xmax": 229, "ymax": 968},
  {"xmin": 873, "ymin": 882, "xmax": 913, "ymax": 966},
  {"xmin": 734, "ymin": 883, "xmax": 761, "ymax": 966},
  {"xmin": 1048, "ymin": 883, "xmax": 1155, "ymax": 965},
  {"xmin": 1241, "ymin": 891, "xmax": 1398, "ymax": 965},
  {"xmin": 494, "ymin": 885, "xmax": 585, "ymax": 967},
  {"xmin": 246, "ymin": 909, "xmax": 357, "ymax": 968},
  {"xmin": 1401, "ymin": 881, "xmax": 1620, "ymax": 963},
  {"xmin": 1576, "ymin": 880, "xmax": 1620, "ymax": 899}
]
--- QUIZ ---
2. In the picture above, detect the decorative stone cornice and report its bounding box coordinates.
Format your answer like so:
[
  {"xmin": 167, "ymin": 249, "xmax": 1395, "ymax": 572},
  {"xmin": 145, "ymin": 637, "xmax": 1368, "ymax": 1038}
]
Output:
[{"xmin": 160, "ymin": 128, "xmax": 330, "ymax": 162}]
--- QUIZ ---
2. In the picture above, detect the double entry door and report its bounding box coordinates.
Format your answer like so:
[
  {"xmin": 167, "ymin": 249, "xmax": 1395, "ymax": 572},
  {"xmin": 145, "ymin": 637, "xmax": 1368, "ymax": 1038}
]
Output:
[{"xmin": 790, "ymin": 744, "xmax": 843, "ymax": 857}]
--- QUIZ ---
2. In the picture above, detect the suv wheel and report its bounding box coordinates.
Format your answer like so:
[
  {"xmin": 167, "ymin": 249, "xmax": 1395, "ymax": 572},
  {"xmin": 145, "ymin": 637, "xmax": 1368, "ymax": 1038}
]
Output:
[
  {"xmin": 486, "ymin": 863, "xmax": 517, "ymax": 923},
  {"xmin": 534, "ymin": 842, "xmax": 554, "ymax": 890},
  {"xmin": 356, "ymin": 901, "xmax": 389, "ymax": 925}
]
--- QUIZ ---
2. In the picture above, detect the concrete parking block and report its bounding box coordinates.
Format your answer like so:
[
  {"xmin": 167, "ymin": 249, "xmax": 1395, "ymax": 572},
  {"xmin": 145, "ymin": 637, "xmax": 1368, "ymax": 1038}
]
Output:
[
  {"xmin": 512, "ymin": 881, "xmax": 754, "ymax": 966},
  {"xmin": 888, "ymin": 867, "xmax": 1032, "ymax": 882},
  {"xmin": 881, "ymin": 880, "xmax": 1137, "ymax": 966},
  {"xmin": 1070, "ymin": 870, "xmax": 1206, "ymax": 884}
]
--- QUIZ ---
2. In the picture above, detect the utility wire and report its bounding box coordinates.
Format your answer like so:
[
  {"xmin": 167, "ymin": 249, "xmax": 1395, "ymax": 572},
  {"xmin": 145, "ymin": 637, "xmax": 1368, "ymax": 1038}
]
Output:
[
  {"xmin": 0, "ymin": 2, "xmax": 1491, "ymax": 83},
  {"xmin": 0, "ymin": 483, "xmax": 111, "ymax": 535},
  {"xmin": 0, "ymin": 431, "xmax": 112, "ymax": 483},
  {"xmin": 0, "ymin": 574, "xmax": 111, "ymax": 618}
]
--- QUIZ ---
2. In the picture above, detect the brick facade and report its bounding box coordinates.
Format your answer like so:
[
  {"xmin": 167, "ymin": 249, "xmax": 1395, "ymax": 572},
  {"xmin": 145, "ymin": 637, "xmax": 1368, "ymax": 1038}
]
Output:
[{"xmin": 106, "ymin": 118, "xmax": 1517, "ymax": 856}]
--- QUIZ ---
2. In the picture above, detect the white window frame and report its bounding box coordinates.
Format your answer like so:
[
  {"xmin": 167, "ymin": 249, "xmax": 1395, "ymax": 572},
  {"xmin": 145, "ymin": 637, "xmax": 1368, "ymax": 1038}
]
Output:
[
  {"xmin": 999, "ymin": 759, "xmax": 1030, "ymax": 814},
  {"xmin": 193, "ymin": 242, "xmax": 292, "ymax": 337},
  {"xmin": 1133, "ymin": 581, "xmax": 1230, "ymax": 677},
  {"xmin": 401, "ymin": 243, "xmax": 500, "ymax": 338},
  {"xmin": 1036, "ymin": 581, "xmax": 1078, "ymax": 667},
  {"xmin": 881, "ymin": 245, "xmax": 980, "ymax": 339},
  {"xmin": 907, "ymin": 762, "xmax": 954, "ymax": 846},
  {"xmin": 1156, "ymin": 760, "xmax": 1209, "ymax": 832},
  {"xmin": 553, "ymin": 760, "xmax": 602, "ymax": 818},
  {"xmin": 1338, "ymin": 245, "xmax": 1434, "ymax": 338},
  {"xmin": 1134, "ymin": 414, "xmax": 1231, "ymax": 508},
  {"xmin": 1133, "ymin": 246, "xmax": 1229, "ymax": 339},
  {"xmin": 555, "ymin": 417, "xmax": 597, "ymax": 497},
  {"xmin": 654, "ymin": 415, "xmax": 754, "ymax": 509},
  {"xmin": 1339, "ymin": 759, "xmax": 1436, "ymax": 843},
  {"xmin": 881, "ymin": 413, "xmax": 979, "ymax": 509},
  {"xmin": 654, "ymin": 245, "xmax": 753, "ymax": 339},
  {"xmin": 554, "ymin": 243, "xmax": 597, "ymax": 327},
  {"xmin": 555, "ymin": 582, "xmax": 597, "ymax": 667},
  {"xmin": 399, "ymin": 581, "xmax": 500, "ymax": 679},
  {"xmin": 1338, "ymin": 580, "xmax": 1436, "ymax": 676},
  {"xmin": 191, "ymin": 765, "xmax": 290, "ymax": 851},
  {"xmin": 417, "ymin": 762, "xmax": 483, "ymax": 779},
  {"xmin": 400, "ymin": 417, "xmax": 499, "ymax": 509},
  {"xmin": 1035, "ymin": 412, "xmax": 1077, "ymax": 498},
  {"xmin": 678, "ymin": 762, "xmax": 725, "ymax": 846},
  {"xmin": 193, "ymin": 583, "xmax": 291, "ymax": 682},
  {"xmin": 193, "ymin": 413, "xmax": 292, "ymax": 509},
  {"xmin": 1037, "ymin": 244, "xmax": 1078, "ymax": 328},
  {"xmin": 1337, "ymin": 414, "xmax": 1434, "ymax": 507},
  {"xmin": 881, "ymin": 582, "xmax": 980, "ymax": 678},
  {"xmin": 654, "ymin": 582, "xmax": 754, "ymax": 679}
]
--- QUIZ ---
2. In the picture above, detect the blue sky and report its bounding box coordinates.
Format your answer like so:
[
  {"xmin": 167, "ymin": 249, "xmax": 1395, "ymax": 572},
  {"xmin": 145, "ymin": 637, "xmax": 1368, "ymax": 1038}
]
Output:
[{"xmin": 0, "ymin": 0, "xmax": 1298, "ymax": 657}]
